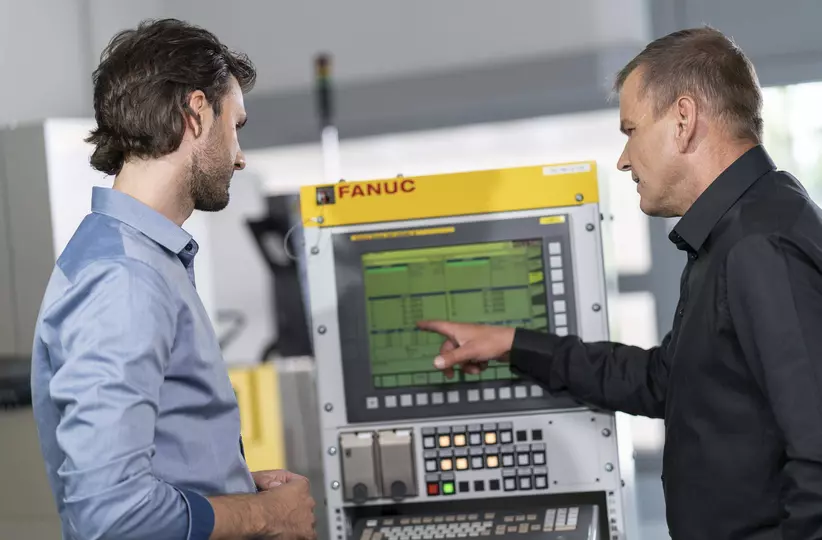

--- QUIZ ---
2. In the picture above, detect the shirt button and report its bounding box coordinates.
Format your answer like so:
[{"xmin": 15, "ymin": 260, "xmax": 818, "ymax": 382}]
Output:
[
  {"xmin": 185, "ymin": 243, "xmax": 193, "ymax": 252},
  {"xmin": 689, "ymin": 252, "xmax": 698, "ymax": 260}
]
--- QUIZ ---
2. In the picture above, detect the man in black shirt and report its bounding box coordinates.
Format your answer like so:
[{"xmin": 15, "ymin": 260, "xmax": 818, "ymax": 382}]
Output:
[{"xmin": 418, "ymin": 27, "xmax": 822, "ymax": 539}]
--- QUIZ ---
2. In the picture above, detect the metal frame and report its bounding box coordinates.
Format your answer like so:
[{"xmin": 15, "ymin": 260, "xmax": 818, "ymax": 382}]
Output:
[{"xmin": 303, "ymin": 200, "xmax": 636, "ymax": 539}]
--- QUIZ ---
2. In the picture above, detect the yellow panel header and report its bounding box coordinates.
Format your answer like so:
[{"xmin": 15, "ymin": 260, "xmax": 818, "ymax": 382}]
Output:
[{"xmin": 300, "ymin": 161, "xmax": 598, "ymax": 227}]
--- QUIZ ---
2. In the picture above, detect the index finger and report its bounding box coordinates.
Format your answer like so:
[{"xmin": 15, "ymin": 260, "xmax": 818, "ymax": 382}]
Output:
[{"xmin": 416, "ymin": 320, "xmax": 456, "ymax": 338}]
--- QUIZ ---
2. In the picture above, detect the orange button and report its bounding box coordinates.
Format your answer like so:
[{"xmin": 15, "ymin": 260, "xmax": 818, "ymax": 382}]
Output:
[
  {"xmin": 456, "ymin": 457, "xmax": 469, "ymax": 470},
  {"xmin": 439, "ymin": 435, "xmax": 452, "ymax": 448},
  {"xmin": 453, "ymin": 434, "xmax": 467, "ymax": 447},
  {"xmin": 486, "ymin": 455, "xmax": 500, "ymax": 468},
  {"xmin": 484, "ymin": 432, "xmax": 497, "ymax": 445},
  {"xmin": 440, "ymin": 458, "xmax": 453, "ymax": 471}
]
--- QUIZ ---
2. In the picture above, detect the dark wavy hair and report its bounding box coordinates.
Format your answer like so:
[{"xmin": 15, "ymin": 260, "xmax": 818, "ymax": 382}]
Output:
[{"xmin": 85, "ymin": 18, "xmax": 256, "ymax": 175}]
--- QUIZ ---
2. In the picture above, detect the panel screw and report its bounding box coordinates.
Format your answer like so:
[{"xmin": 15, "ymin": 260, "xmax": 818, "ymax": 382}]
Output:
[
  {"xmin": 311, "ymin": 247, "xmax": 320, "ymax": 255},
  {"xmin": 592, "ymin": 304, "xmax": 601, "ymax": 312},
  {"xmin": 586, "ymin": 223, "xmax": 595, "ymax": 231},
  {"xmin": 602, "ymin": 428, "xmax": 611, "ymax": 437},
  {"xmin": 324, "ymin": 403, "xmax": 333, "ymax": 412},
  {"xmin": 331, "ymin": 481, "xmax": 340, "ymax": 490},
  {"xmin": 575, "ymin": 193, "xmax": 584, "ymax": 202},
  {"xmin": 605, "ymin": 463, "xmax": 614, "ymax": 472},
  {"xmin": 318, "ymin": 325, "xmax": 327, "ymax": 334},
  {"xmin": 316, "ymin": 216, "xmax": 325, "ymax": 224},
  {"xmin": 328, "ymin": 447, "xmax": 337, "ymax": 456}
]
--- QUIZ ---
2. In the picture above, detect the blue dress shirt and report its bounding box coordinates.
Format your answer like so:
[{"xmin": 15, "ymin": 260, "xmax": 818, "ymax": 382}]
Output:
[{"xmin": 31, "ymin": 187, "xmax": 256, "ymax": 540}]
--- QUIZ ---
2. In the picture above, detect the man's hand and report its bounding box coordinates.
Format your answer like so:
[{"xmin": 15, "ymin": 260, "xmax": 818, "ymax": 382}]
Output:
[
  {"xmin": 257, "ymin": 477, "xmax": 316, "ymax": 539},
  {"xmin": 416, "ymin": 320, "xmax": 516, "ymax": 378},
  {"xmin": 209, "ymin": 475, "xmax": 317, "ymax": 540},
  {"xmin": 252, "ymin": 469, "xmax": 305, "ymax": 491}
]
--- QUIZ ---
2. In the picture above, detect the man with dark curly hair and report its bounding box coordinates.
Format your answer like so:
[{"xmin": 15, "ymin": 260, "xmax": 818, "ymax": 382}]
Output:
[{"xmin": 30, "ymin": 19, "xmax": 315, "ymax": 540}]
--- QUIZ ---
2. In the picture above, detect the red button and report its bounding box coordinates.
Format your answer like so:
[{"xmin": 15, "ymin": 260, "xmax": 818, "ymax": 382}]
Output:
[{"xmin": 427, "ymin": 482, "xmax": 440, "ymax": 496}]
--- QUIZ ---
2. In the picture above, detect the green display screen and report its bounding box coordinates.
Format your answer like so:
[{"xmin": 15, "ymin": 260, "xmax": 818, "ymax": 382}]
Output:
[{"xmin": 362, "ymin": 240, "xmax": 548, "ymax": 389}]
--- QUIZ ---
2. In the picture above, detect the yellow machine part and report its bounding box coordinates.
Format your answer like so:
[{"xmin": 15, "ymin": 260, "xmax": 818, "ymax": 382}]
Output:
[
  {"xmin": 228, "ymin": 363, "xmax": 286, "ymax": 472},
  {"xmin": 300, "ymin": 161, "xmax": 599, "ymax": 228}
]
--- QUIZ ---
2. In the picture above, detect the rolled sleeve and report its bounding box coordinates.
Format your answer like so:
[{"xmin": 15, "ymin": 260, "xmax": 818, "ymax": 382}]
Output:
[{"xmin": 44, "ymin": 258, "xmax": 213, "ymax": 540}]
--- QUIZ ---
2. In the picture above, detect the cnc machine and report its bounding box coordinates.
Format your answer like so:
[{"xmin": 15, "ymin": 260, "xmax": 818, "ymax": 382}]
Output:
[{"xmin": 300, "ymin": 162, "xmax": 634, "ymax": 540}]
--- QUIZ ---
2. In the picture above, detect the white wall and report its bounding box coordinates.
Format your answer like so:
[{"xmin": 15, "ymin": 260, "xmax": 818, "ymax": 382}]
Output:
[
  {"xmin": 157, "ymin": 0, "xmax": 651, "ymax": 94},
  {"xmin": 0, "ymin": 0, "xmax": 92, "ymax": 126},
  {"xmin": 1, "ymin": 0, "xmax": 650, "ymax": 126}
]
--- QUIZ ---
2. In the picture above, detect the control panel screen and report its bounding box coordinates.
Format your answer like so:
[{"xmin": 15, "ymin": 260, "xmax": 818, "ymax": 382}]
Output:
[{"xmin": 362, "ymin": 240, "xmax": 548, "ymax": 390}]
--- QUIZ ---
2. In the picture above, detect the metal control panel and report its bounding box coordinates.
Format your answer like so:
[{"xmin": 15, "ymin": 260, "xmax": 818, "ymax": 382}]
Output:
[{"xmin": 300, "ymin": 163, "xmax": 636, "ymax": 540}]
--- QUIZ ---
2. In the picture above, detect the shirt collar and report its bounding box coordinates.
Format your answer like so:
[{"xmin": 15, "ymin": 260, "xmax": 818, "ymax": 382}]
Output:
[
  {"xmin": 91, "ymin": 187, "xmax": 195, "ymax": 257},
  {"xmin": 669, "ymin": 145, "xmax": 776, "ymax": 252}
]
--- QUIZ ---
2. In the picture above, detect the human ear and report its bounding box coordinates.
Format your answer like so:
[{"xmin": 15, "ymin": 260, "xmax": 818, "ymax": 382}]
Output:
[
  {"xmin": 184, "ymin": 90, "xmax": 208, "ymax": 138},
  {"xmin": 674, "ymin": 95, "xmax": 698, "ymax": 153}
]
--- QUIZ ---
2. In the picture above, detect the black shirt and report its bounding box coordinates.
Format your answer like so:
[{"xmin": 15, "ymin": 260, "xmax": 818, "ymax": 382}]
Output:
[{"xmin": 511, "ymin": 145, "xmax": 822, "ymax": 539}]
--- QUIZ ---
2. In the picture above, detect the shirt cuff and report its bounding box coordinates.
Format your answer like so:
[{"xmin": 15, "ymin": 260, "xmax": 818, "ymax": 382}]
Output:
[
  {"xmin": 178, "ymin": 488, "xmax": 216, "ymax": 540},
  {"xmin": 509, "ymin": 328, "xmax": 564, "ymax": 384}
]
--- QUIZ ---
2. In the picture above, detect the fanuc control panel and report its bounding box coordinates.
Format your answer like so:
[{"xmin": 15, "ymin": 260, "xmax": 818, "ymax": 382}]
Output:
[{"xmin": 299, "ymin": 162, "xmax": 636, "ymax": 540}]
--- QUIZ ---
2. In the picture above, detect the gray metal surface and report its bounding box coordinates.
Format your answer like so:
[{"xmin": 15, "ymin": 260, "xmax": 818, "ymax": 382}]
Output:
[
  {"xmin": 0, "ymin": 130, "xmax": 16, "ymax": 356},
  {"xmin": 272, "ymin": 356, "xmax": 329, "ymax": 540},
  {"xmin": 0, "ymin": 124, "xmax": 56, "ymax": 357}
]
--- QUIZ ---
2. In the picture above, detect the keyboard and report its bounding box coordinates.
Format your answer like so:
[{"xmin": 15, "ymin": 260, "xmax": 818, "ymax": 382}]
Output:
[{"xmin": 354, "ymin": 505, "xmax": 598, "ymax": 540}]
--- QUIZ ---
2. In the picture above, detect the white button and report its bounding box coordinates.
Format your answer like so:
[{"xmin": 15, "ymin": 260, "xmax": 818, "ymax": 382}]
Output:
[
  {"xmin": 366, "ymin": 397, "xmax": 379, "ymax": 409},
  {"xmin": 471, "ymin": 456, "xmax": 484, "ymax": 469},
  {"xmin": 553, "ymin": 300, "xmax": 567, "ymax": 313},
  {"xmin": 502, "ymin": 455, "xmax": 515, "ymax": 467},
  {"xmin": 500, "ymin": 431, "xmax": 513, "ymax": 444},
  {"xmin": 517, "ymin": 453, "xmax": 530, "ymax": 466},
  {"xmin": 499, "ymin": 387, "xmax": 512, "ymax": 400},
  {"xmin": 514, "ymin": 386, "xmax": 528, "ymax": 399},
  {"xmin": 549, "ymin": 255, "xmax": 562, "ymax": 268},
  {"xmin": 549, "ymin": 242, "xmax": 561, "ymax": 255},
  {"xmin": 385, "ymin": 395, "xmax": 398, "ymax": 408},
  {"xmin": 504, "ymin": 478, "xmax": 517, "ymax": 491},
  {"xmin": 555, "ymin": 314, "xmax": 567, "ymax": 326},
  {"xmin": 519, "ymin": 477, "xmax": 532, "ymax": 490},
  {"xmin": 467, "ymin": 390, "xmax": 480, "ymax": 402},
  {"xmin": 401, "ymin": 394, "xmax": 413, "ymax": 407},
  {"xmin": 533, "ymin": 452, "xmax": 546, "ymax": 465},
  {"xmin": 531, "ymin": 385, "xmax": 544, "ymax": 398},
  {"xmin": 423, "ymin": 436, "xmax": 436, "ymax": 449},
  {"xmin": 432, "ymin": 392, "xmax": 444, "ymax": 405},
  {"xmin": 448, "ymin": 391, "xmax": 460, "ymax": 403},
  {"xmin": 535, "ymin": 475, "xmax": 547, "ymax": 489},
  {"xmin": 555, "ymin": 326, "xmax": 568, "ymax": 336},
  {"xmin": 552, "ymin": 282, "xmax": 565, "ymax": 295},
  {"xmin": 416, "ymin": 393, "xmax": 429, "ymax": 406},
  {"xmin": 550, "ymin": 269, "xmax": 564, "ymax": 282},
  {"xmin": 483, "ymin": 388, "xmax": 496, "ymax": 401},
  {"xmin": 469, "ymin": 433, "xmax": 482, "ymax": 445},
  {"xmin": 425, "ymin": 459, "xmax": 438, "ymax": 472}
]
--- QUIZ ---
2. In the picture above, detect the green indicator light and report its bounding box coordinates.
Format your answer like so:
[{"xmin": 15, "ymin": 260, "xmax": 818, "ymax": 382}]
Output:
[{"xmin": 442, "ymin": 482, "xmax": 455, "ymax": 495}]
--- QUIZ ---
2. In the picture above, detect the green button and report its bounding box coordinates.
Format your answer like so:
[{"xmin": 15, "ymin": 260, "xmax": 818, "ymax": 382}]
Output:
[{"xmin": 442, "ymin": 482, "xmax": 455, "ymax": 495}]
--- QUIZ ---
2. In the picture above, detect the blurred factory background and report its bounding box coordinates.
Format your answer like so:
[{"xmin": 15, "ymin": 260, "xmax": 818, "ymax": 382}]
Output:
[{"xmin": 1, "ymin": 1, "xmax": 822, "ymax": 538}]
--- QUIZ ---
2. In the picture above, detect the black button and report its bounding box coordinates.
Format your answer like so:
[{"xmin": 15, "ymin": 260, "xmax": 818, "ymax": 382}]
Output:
[
  {"xmin": 689, "ymin": 251, "xmax": 698, "ymax": 260},
  {"xmin": 184, "ymin": 243, "xmax": 193, "ymax": 251},
  {"xmin": 489, "ymin": 479, "xmax": 500, "ymax": 491},
  {"xmin": 516, "ymin": 430, "xmax": 528, "ymax": 442},
  {"xmin": 474, "ymin": 480, "xmax": 485, "ymax": 492},
  {"xmin": 459, "ymin": 481, "xmax": 470, "ymax": 493},
  {"xmin": 531, "ymin": 429, "xmax": 543, "ymax": 441}
]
